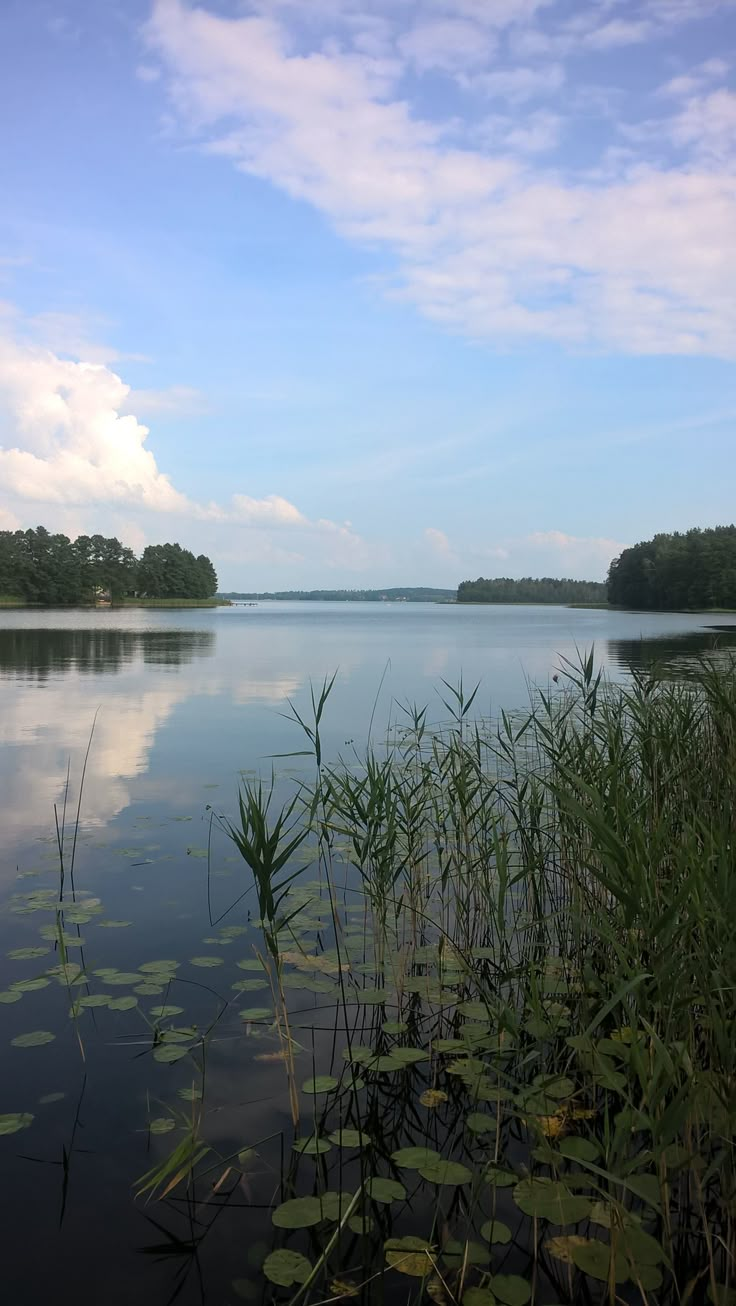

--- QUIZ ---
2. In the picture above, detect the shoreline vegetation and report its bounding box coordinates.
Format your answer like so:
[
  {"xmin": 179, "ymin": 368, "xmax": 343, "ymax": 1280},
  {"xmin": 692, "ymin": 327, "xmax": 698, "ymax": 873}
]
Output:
[
  {"xmin": 0, "ymin": 527, "xmax": 218, "ymax": 605},
  {"xmin": 33, "ymin": 653, "xmax": 735, "ymax": 1303}
]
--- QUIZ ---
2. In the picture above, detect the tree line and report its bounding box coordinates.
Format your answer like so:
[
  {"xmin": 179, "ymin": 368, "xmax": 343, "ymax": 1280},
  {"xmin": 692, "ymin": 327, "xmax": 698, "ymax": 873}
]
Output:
[
  {"xmin": 457, "ymin": 576, "xmax": 607, "ymax": 604},
  {"xmin": 0, "ymin": 527, "xmax": 218, "ymax": 605},
  {"xmin": 607, "ymin": 525, "xmax": 736, "ymax": 610}
]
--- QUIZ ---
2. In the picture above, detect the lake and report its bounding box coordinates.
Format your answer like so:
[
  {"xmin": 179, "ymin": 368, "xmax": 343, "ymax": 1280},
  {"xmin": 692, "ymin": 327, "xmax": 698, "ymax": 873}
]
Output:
[{"xmin": 1, "ymin": 601, "xmax": 735, "ymax": 1305}]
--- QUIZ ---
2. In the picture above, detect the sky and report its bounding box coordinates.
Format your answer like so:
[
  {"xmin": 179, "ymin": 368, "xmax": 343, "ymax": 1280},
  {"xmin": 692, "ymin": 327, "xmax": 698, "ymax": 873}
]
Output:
[{"xmin": 0, "ymin": 0, "xmax": 735, "ymax": 590}]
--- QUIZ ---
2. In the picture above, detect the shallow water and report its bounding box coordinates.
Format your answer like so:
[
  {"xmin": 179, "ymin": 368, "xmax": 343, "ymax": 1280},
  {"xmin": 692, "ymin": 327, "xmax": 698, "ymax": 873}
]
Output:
[{"xmin": 1, "ymin": 601, "xmax": 734, "ymax": 1305}]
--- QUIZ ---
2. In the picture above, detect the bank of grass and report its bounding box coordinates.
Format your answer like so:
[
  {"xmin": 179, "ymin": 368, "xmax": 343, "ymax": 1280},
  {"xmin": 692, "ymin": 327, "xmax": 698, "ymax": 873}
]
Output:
[
  {"xmin": 0, "ymin": 594, "xmax": 26, "ymax": 606},
  {"xmin": 117, "ymin": 596, "xmax": 230, "ymax": 608},
  {"xmin": 213, "ymin": 654, "xmax": 736, "ymax": 1303}
]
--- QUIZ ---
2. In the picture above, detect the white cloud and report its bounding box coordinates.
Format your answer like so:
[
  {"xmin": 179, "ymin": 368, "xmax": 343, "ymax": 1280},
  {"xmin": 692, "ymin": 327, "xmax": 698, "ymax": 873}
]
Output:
[
  {"xmin": 399, "ymin": 19, "xmax": 495, "ymax": 74},
  {"xmin": 0, "ymin": 322, "xmax": 372, "ymax": 572},
  {"xmin": 670, "ymin": 89, "xmax": 736, "ymax": 164},
  {"xmin": 0, "ymin": 335, "xmax": 189, "ymax": 512},
  {"xmin": 657, "ymin": 58, "xmax": 729, "ymax": 99},
  {"xmin": 145, "ymin": 0, "xmax": 736, "ymax": 359},
  {"xmin": 473, "ymin": 63, "xmax": 565, "ymax": 102},
  {"xmin": 424, "ymin": 526, "xmax": 452, "ymax": 555},
  {"xmin": 481, "ymin": 109, "xmax": 563, "ymax": 153},
  {"xmin": 524, "ymin": 529, "xmax": 625, "ymax": 568},
  {"xmin": 121, "ymin": 383, "xmax": 208, "ymax": 415}
]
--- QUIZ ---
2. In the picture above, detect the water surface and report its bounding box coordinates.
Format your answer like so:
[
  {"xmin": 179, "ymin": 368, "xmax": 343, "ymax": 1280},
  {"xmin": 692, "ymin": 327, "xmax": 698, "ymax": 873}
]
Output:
[{"xmin": 1, "ymin": 602, "xmax": 734, "ymax": 1304}]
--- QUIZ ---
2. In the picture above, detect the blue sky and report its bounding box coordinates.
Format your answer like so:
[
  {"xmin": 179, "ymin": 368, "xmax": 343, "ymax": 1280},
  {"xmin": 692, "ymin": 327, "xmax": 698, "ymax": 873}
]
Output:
[{"xmin": 0, "ymin": 0, "xmax": 734, "ymax": 589}]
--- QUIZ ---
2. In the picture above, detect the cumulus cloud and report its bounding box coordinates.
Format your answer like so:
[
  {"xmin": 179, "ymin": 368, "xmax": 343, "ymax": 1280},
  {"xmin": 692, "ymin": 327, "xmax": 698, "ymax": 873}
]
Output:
[
  {"xmin": 399, "ymin": 20, "xmax": 495, "ymax": 74},
  {"xmin": 0, "ymin": 325, "xmax": 369, "ymax": 567},
  {"xmin": 424, "ymin": 526, "xmax": 452, "ymax": 555},
  {"xmin": 473, "ymin": 63, "xmax": 565, "ymax": 103},
  {"xmin": 144, "ymin": 0, "xmax": 736, "ymax": 358}
]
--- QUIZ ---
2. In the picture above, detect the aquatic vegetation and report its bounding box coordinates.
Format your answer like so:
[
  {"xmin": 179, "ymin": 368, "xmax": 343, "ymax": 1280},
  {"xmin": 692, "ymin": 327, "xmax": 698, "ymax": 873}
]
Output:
[{"xmin": 1, "ymin": 653, "xmax": 735, "ymax": 1304}]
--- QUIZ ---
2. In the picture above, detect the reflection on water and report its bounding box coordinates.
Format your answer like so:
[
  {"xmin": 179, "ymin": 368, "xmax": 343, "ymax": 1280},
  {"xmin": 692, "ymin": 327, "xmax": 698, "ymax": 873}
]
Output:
[
  {"xmin": 1, "ymin": 603, "xmax": 736, "ymax": 1304},
  {"xmin": 0, "ymin": 626, "xmax": 215, "ymax": 679},
  {"xmin": 607, "ymin": 624, "xmax": 736, "ymax": 675}
]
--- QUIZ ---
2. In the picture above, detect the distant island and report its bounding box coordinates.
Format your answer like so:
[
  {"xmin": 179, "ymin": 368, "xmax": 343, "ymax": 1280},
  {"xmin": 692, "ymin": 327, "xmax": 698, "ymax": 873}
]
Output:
[
  {"xmin": 457, "ymin": 576, "xmax": 607, "ymax": 604},
  {"xmin": 608, "ymin": 526, "xmax": 736, "ymax": 610},
  {"xmin": 0, "ymin": 526, "xmax": 221, "ymax": 606},
  {"xmin": 219, "ymin": 587, "xmax": 456, "ymax": 603}
]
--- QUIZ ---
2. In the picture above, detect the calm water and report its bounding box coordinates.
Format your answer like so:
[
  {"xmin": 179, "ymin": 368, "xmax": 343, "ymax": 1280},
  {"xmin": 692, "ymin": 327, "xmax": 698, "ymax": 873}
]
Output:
[{"xmin": 1, "ymin": 602, "xmax": 735, "ymax": 1305}]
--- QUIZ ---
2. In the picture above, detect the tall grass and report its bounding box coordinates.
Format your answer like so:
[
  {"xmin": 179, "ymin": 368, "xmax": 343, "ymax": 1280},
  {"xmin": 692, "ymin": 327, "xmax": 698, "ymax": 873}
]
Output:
[{"xmin": 221, "ymin": 654, "xmax": 736, "ymax": 1302}]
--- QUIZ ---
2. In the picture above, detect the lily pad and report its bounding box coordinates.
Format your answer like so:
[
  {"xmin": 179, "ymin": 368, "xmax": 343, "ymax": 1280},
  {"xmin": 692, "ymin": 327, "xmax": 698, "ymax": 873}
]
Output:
[
  {"xmin": 480, "ymin": 1220, "xmax": 512, "ymax": 1245},
  {"xmin": 302, "ymin": 1076, "xmax": 339, "ymax": 1094},
  {"xmin": 272, "ymin": 1196, "xmax": 324, "ymax": 1229},
  {"xmin": 385, "ymin": 1236, "xmax": 434, "ymax": 1277},
  {"xmin": 0, "ymin": 1112, "xmax": 34, "ymax": 1135},
  {"xmin": 11, "ymin": 1030, "xmax": 55, "ymax": 1048},
  {"xmin": 150, "ymin": 1005, "xmax": 184, "ymax": 1018},
  {"xmin": 7, "ymin": 947, "xmax": 50, "ymax": 960},
  {"xmin": 189, "ymin": 956, "xmax": 224, "ymax": 968},
  {"xmin": 239, "ymin": 1007, "xmax": 272, "ymax": 1021},
  {"xmin": 514, "ymin": 1177, "xmax": 592, "ymax": 1224},
  {"xmin": 328, "ymin": 1128, "xmax": 371, "ymax": 1148},
  {"xmin": 391, "ymin": 1146, "xmax": 441, "ymax": 1169},
  {"xmin": 0, "ymin": 992, "xmax": 22, "ymax": 1004},
  {"xmin": 150, "ymin": 1117, "xmax": 176, "ymax": 1135},
  {"xmin": 366, "ymin": 1177, "xmax": 406, "ymax": 1204},
  {"xmin": 419, "ymin": 1160, "xmax": 473, "ymax": 1186},
  {"xmin": 466, "ymin": 1111, "xmax": 496, "ymax": 1134},
  {"xmin": 320, "ymin": 1191, "xmax": 354, "ymax": 1221},
  {"xmin": 140, "ymin": 961, "xmax": 179, "ymax": 974},
  {"xmin": 153, "ymin": 1044, "xmax": 189, "ymax": 1063},
  {"xmin": 108, "ymin": 996, "xmax": 138, "ymax": 1011},
  {"xmin": 263, "ymin": 1249, "xmax": 312, "ymax": 1288},
  {"xmin": 390, "ymin": 1047, "xmax": 429, "ymax": 1066},
  {"xmin": 347, "ymin": 1213, "xmax": 375, "ymax": 1236},
  {"xmin": 292, "ymin": 1135, "xmax": 332, "ymax": 1155},
  {"xmin": 490, "ymin": 1276, "xmax": 532, "ymax": 1306},
  {"xmin": 420, "ymin": 1089, "xmax": 449, "ymax": 1108}
]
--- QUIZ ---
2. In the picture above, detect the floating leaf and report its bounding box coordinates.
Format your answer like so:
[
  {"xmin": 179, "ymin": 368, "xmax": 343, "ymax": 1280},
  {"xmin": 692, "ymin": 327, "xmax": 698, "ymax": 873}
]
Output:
[
  {"xmin": 361, "ymin": 1054, "xmax": 405, "ymax": 1073},
  {"xmin": 153, "ymin": 1044, "xmax": 189, "ymax": 1063},
  {"xmin": 625, "ymin": 1173, "xmax": 661, "ymax": 1210},
  {"xmin": 546, "ymin": 1234, "xmax": 590, "ymax": 1264},
  {"xmin": 391, "ymin": 1146, "xmax": 441, "ymax": 1169},
  {"xmin": 11, "ymin": 978, "xmax": 50, "ymax": 993},
  {"xmin": 232, "ymin": 979, "xmax": 268, "ymax": 992},
  {"xmin": 467, "ymin": 1111, "xmax": 496, "ymax": 1134},
  {"xmin": 480, "ymin": 1220, "xmax": 511, "ymax": 1245},
  {"xmin": 78, "ymin": 993, "xmax": 111, "ymax": 1009},
  {"xmin": 140, "ymin": 961, "xmax": 179, "ymax": 974},
  {"xmin": 329, "ymin": 1279, "xmax": 359, "ymax": 1299},
  {"xmin": 239, "ymin": 1007, "xmax": 272, "ymax": 1021},
  {"xmin": 292, "ymin": 1135, "xmax": 332, "ymax": 1155},
  {"xmin": 457, "ymin": 1001, "xmax": 491, "ymax": 1020},
  {"xmin": 236, "ymin": 959, "xmax": 266, "ymax": 972},
  {"xmin": 558, "ymin": 1136, "xmax": 600, "ymax": 1163},
  {"xmin": 347, "ymin": 1213, "xmax": 375, "ymax": 1236},
  {"xmin": 135, "ymin": 984, "xmax": 164, "ymax": 996},
  {"xmin": 150, "ymin": 1005, "xmax": 184, "ymax": 1018},
  {"xmin": 0, "ymin": 1112, "xmax": 34, "ymax": 1135},
  {"xmin": 263, "ymin": 1249, "xmax": 312, "ymax": 1288},
  {"xmin": 98, "ymin": 920, "xmax": 132, "ymax": 928},
  {"xmin": 433, "ymin": 1038, "xmax": 467, "ymax": 1053},
  {"xmin": 189, "ymin": 956, "xmax": 224, "ymax": 968},
  {"xmin": 382, "ymin": 1020, "xmax": 408, "ymax": 1035},
  {"xmin": 177, "ymin": 1086, "xmax": 203, "ymax": 1101},
  {"xmin": 513, "ymin": 1178, "xmax": 592, "ymax": 1223},
  {"xmin": 463, "ymin": 1290, "xmax": 495, "ymax": 1306},
  {"xmin": 0, "ymin": 991, "xmax": 22, "ymax": 1004},
  {"xmin": 384, "ymin": 1236, "xmax": 434, "ymax": 1277},
  {"xmin": 38, "ymin": 1092, "xmax": 65, "ymax": 1105},
  {"xmin": 390, "ymin": 1047, "xmax": 429, "ymax": 1066},
  {"xmin": 420, "ymin": 1089, "xmax": 448, "ymax": 1108},
  {"xmin": 272, "ymin": 1196, "xmax": 323, "ymax": 1229},
  {"xmin": 442, "ymin": 1241, "xmax": 490, "ymax": 1268},
  {"xmin": 150, "ymin": 1117, "xmax": 176, "ymax": 1135},
  {"xmin": 7, "ymin": 947, "xmax": 50, "ymax": 960},
  {"xmin": 366, "ymin": 1177, "xmax": 406, "ymax": 1204},
  {"xmin": 11, "ymin": 1030, "xmax": 55, "ymax": 1048},
  {"xmin": 419, "ymin": 1160, "xmax": 473, "ymax": 1186},
  {"xmin": 490, "ymin": 1276, "xmax": 531, "ymax": 1306},
  {"xmin": 328, "ymin": 1128, "xmax": 371, "ymax": 1148},
  {"xmin": 320, "ymin": 1191, "xmax": 354, "ymax": 1221},
  {"xmin": 106, "ymin": 972, "xmax": 145, "ymax": 986},
  {"xmin": 108, "ymin": 996, "xmax": 138, "ymax": 1011},
  {"xmin": 357, "ymin": 989, "xmax": 389, "ymax": 1005},
  {"xmin": 570, "ymin": 1238, "xmax": 627, "ymax": 1283},
  {"xmin": 302, "ymin": 1076, "xmax": 339, "ymax": 1095}
]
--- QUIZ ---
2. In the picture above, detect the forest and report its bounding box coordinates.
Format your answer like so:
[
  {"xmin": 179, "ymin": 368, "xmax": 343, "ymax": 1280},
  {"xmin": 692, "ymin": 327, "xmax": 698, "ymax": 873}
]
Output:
[
  {"xmin": 0, "ymin": 527, "xmax": 218, "ymax": 605},
  {"xmin": 457, "ymin": 576, "xmax": 607, "ymax": 604},
  {"xmin": 607, "ymin": 525, "xmax": 736, "ymax": 610}
]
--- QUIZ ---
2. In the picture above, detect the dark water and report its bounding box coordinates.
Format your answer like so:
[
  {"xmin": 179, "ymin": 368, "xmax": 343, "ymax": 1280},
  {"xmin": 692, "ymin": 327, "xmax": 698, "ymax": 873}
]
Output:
[{"xmin": 1, "ymin": 602, "xmax": 735, "ymax": 1305}]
